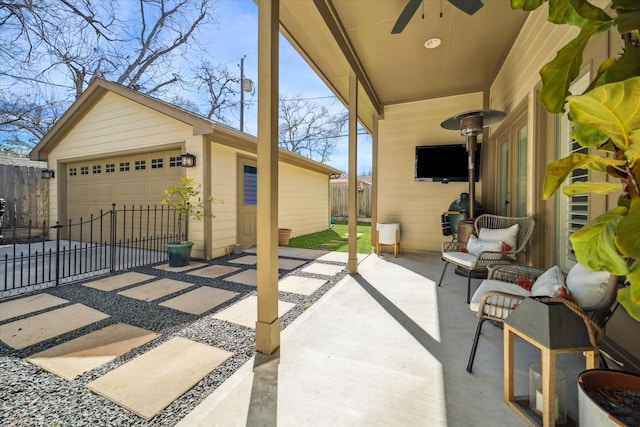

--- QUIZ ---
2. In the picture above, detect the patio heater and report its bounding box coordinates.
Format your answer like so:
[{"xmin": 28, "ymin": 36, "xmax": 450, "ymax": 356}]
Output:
[{"xmin": 441, "ymin": 109, "xmax": 506, "ymax": 219}]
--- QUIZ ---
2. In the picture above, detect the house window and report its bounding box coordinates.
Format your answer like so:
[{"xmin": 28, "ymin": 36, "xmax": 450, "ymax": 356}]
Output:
[
  {"xmin": 135, "ymin": 160, "xmax": 146, "ymax": 170},
  {"xmin": 169, "ymin": 156, "xmax": 182, "ymax": 167},
  {"xmin": 93, "ymin": 165, "xmax": 101, "ymax": 174},
  {"xmin": 243, "ymin": 165, "xmax": 257, "ymax": 205},
  {"xmin": 556, "ymin": 72, "xmax": 591, "ymax": 271},
  {"xmin": 80, "ymin": 166, "xmax": 89, "ymax": 175},
  {"xmin": 105, "ymin": 163, "xmax": 115, "ymax": 173},
  {"xmin": 69, "ymin": 167, "xmax": 77, "ymax": 176},
  {"xmin": 151, "ymin": 158, "xmax": 163, "ymax": 169},
  {"xmin": 120, "ymin": 162, "xmax": 130, "ymax": 172}
]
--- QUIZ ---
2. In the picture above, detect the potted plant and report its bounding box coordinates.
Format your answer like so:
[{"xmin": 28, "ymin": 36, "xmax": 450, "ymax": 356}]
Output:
[
  {"xmin": 510, "ymin": 0, "xmax": 640, "ymax": 423},
  {"xmin": 161, "ymin": 177, "xmax": 214, "ymax": 267}
]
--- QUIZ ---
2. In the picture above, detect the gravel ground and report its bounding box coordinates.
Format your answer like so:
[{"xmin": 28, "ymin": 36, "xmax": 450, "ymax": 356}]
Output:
[{"xmin": 0, "ymin": 252, "xmax": 348, "ymax": 426}]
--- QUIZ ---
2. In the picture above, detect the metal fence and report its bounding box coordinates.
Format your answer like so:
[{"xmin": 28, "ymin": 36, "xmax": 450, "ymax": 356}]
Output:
[{"xmin": 0, "ymin": 204, "xmax": 187, "ymax": 300}]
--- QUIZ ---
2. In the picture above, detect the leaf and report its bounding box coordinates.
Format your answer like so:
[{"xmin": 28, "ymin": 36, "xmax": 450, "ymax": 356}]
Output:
[
  {"xmin": 562, "ymin": 181, "xmax": 623, "ymax": 196},
  {"xmin": 542, "ymin": 153, "xmax": 625, "ymax": 199},
  {"xmin": 569, "ymin": 0, "xmax": 611, "ymax": 22},
  {"xmin": 615, "ymin": 198, "xmax": 640, "ymax": 258},
  {"xmin": 570, "ymin": 206, "xmax": 630, "ymax": 275},
  {"xmin": 510, "ymin": 0, "xmax": 545, "ymax": 12},
  {"xmin": 617, "ymin": 264, "xmax": 640, "ymax": 322},
  {"xmin": 600, "ymin": 41, "xmax": 640, "ymax": 85},
  {"xmin": 567, "ymin": 77, "xmax": 640, "ymax": 150},
  {"xmin": 615, "ymin": 8, "xmax": 640, "ymax": 33},
  {"xmin": 626, "ymin": 129, "xmax": 640, "ymax": 163},
  {"xmin": 539, "ymin": 21, "xmax": 611, "ymax": 113},
  {"xmin": 571, "ymin": 121, "xmax": 610, "ymax": 147},
  {"xmin": 548, "ymin": 0, "xmax": 583, "ymax": 25}
]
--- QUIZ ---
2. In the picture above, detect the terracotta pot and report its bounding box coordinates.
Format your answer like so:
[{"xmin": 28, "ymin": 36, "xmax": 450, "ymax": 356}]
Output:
[{"xmin": 278, "ymin": 228, "xmax": 292, "ymax": 246}]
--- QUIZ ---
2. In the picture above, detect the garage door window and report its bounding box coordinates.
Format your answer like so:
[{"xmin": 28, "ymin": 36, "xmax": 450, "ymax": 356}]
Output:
[
  {"xmin": 106, "ymin": 163, "xmax": 115, "ymax": 173},
  {"xmin": 81, "ymin": 166, "xmax": 88, "ymax": 175},
  {"xmin": 169, "ymin": 156, "xmax": 182, "ymax": 167},
  {"xmin": 120, "ymin": 162, "xmax": 130, "ymax": 171},
  {"xmin": 151, "ymin": 158, "xmax": 163, "ymax": 169},
  {"xmin": 69, "ymin": 167, "xmax": 77, "ymax": 176},
  {"xmin": 135, "ymin": 160, "xmax": 146, "ymax": 170},
  {"xmin": 93, "ymin": 165, "xmax": 101, "ymax": 174}
]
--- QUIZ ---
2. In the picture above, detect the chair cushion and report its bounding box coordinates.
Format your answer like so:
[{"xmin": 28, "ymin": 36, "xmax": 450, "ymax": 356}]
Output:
[
  {"xmin": 470, "ymin": 279, "xmax": 532, "ymax": 312},
  {"xmin": 479, "ymin": 224, "xmax": 519, "ymax": 249},
  {"xmin": 442, "ymin": 251, "xmax": 477, "ymax": 268},
  {"xmin": 530, "ymin": 265, "xmax": 565, "ymax": 297},
  {"xmin": 565, "ymin": 263, "xmax": 611, "ymax": 307},
  {"xmin": 466, "ymin": 235, "xmax": 504, "ymax": 256}
]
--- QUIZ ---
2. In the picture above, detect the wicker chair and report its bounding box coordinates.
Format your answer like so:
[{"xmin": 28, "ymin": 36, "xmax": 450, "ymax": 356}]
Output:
[
  {"xmin": 466, "ymin": 264, "xmax": 620, "ymax": 373},
  {"xmin": 437, "ymin": 214, "xmax": 535, "ymax": 303}
]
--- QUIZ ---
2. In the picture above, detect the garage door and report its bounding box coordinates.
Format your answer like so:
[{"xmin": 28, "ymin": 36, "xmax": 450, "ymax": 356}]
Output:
[{"xmin": 66, "ymin": 149, "xmax": 184, "ymax": 221}]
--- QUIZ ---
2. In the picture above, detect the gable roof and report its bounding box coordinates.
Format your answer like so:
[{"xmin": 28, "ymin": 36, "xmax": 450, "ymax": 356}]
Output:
[{"xmin": 29, "ymin": 78, "xmax": 340, "ymax": 176}]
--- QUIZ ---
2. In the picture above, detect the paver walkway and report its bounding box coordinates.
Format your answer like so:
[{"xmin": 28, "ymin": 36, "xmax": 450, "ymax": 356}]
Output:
[{"xmin": 0, "ymin": 249, "xmax": 351, "ymax": 423}]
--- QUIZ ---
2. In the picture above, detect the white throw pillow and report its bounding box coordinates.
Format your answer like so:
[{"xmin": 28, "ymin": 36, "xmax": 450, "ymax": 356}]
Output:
[
  {"xmin": 479, "ymin": 224, "xmax": 519, "ymax": 249},
  {"xmin": 530, "ymin": 265, "xmax": 565, "ymax": 297},
  {"xmin": 466, "ymin": 235, "xmax": 503, "ymax": 256},
  {"xmin": 565, "ymin": 263, "xmax": 611, "ymax": 308}
]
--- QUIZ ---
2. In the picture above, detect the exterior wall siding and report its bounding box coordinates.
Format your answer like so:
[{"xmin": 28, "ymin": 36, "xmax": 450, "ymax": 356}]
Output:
[
  {"xmin": 279, "ymin": 162, "xmax": 330, "ymax": 238},
  {"xmin": 377, "ymin": 92, "xmax": 484, "ymax": 252},
  {"xmin": 489, "ymin": 3, "xmax": 613, "ymax": 268}
]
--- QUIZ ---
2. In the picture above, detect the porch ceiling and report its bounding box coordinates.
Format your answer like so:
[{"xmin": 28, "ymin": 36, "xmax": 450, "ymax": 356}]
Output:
[{"xmin": 279, "ymin": 0, "xmax": 528, "ymax": 129}]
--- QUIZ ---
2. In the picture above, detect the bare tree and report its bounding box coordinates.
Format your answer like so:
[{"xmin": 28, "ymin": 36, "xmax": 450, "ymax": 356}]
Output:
[
  {"xmin": 0, "ymin": 0, "xmax": 215, "ymax": 149},
  {"xmin": 278, "ymin": 96, "xmax": 347, "ymax": 164},
  {"xmin": 195, "ymin": 62, "xmax": 240, "ymax": 122}
]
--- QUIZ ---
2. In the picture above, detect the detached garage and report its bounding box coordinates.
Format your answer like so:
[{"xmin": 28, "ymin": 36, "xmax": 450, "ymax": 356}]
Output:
[{"xmin": 30, "ymin": 77, "xmax": 340, "ymax": 259}]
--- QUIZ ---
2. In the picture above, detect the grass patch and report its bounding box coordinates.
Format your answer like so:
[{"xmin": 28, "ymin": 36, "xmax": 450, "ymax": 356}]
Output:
[{"xmin": 287, "ymin": 221, "xmax": 372, "ymax": 253}]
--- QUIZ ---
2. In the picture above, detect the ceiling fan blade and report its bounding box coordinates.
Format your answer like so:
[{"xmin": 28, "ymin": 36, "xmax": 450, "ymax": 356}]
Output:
[
  {"xmin": 391, "ymin": 0, "xmax": 423, "ymax": 34},
  {"xmin": 448, "ymin": 0, "xmax": 483, "ymax": 15}
]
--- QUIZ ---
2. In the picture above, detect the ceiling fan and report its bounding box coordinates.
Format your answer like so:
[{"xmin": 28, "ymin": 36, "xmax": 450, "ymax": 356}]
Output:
[{"xmin": 391, "ymin": 0, "xmax": 484, "ymax": 34}]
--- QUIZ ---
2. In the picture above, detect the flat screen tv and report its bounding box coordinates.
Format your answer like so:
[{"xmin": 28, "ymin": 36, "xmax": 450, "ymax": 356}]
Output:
[{"xmin": 415, "ymin": 143, "xmax": 481, "ymax": 182}]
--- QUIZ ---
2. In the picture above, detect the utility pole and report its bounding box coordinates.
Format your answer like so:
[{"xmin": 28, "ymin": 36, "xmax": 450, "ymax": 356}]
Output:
[
  {"xmin": 239, "ymin": 55, "xmax": 254, "ymax": 133},
  {"xmin": 240, "ymin": 55, "xmax": 246, "ymax": 132}
]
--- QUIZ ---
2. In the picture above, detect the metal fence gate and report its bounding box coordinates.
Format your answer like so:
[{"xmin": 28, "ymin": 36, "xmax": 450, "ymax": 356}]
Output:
[{"xmin": 0, "ymin": 204, "xmax": 187, "ymax": 299}]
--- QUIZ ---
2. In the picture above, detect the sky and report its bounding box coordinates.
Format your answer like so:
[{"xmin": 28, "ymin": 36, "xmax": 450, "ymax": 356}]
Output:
[{"xmin": 208, "ymin": 0, "xmax": 372, "ymax": 174}]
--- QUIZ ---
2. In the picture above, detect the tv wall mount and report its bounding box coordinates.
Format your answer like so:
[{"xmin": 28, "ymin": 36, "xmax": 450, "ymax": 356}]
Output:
[{"xmin": 441, "ymin": 109, "xmax": 506, "ymax": 218}]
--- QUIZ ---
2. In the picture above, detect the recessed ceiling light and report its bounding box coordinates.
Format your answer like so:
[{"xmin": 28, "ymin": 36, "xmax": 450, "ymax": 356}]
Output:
[{"xmin": 424, "ymin": 38, "xmax": 442, "ymax": 49}]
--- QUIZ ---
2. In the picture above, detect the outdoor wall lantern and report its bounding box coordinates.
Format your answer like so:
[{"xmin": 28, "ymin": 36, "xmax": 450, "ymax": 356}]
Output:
[
  {"xmin": 41, "ymin": 169, "xmax": 55, "ymax": 179},
  {"xmin": 181, "ymin": 153, "xmax": 196, "ymax": 168}
]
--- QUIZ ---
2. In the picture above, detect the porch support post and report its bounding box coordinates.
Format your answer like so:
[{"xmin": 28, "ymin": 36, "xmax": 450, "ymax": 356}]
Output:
[
  {"xmin": 255, "ymin": 0, "xmax": 280, "ymax": 355},
  {"xmin": 348, "ymin": 72, "xmax": 358, "ymax": 273},
  {"xmin": 370, "ymin": 112, "xmax": 379, "ymax": 252}
]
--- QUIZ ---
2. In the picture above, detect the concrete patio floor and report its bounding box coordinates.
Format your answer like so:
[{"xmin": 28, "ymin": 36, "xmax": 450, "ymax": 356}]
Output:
[
  {"xmin": 0, "ymin": 249, "xmax": 590, "ymax": 425},
  {"xmin": 180, "ymin": 252, "xmax": 588, "ymax": 426}
]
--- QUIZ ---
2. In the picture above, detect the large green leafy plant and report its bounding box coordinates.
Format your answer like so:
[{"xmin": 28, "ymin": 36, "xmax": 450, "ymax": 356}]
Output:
[{"xmin": 511, "ymin": 0, "xmax": 640, "ymax": 320}]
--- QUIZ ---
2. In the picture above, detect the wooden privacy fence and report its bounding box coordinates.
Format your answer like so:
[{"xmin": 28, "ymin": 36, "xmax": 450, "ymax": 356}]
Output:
[
  {"xmin": 330, "ymin": 185, "xmax": 371, "ymax": 219},
  {"xmin": 0, "ymin": 158, "xmax": 49, "ymax": 231}
]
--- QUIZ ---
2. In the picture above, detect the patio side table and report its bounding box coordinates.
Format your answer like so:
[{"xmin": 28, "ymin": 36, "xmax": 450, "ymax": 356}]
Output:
[{"xmin": 503, "ymin": 323, "xmax": 598, "ymax": 426}]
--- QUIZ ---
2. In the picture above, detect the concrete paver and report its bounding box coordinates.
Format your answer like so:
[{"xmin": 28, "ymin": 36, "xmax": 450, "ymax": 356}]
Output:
[
  {"xmin": 187, "ymin": 265, "xmax": 240, "ymax": 279},
  {"xmin": 159, "ymin": 287, "xmax": 239, "ymax": 315},
  {"xmin": 117, "ymin": 278, "xmax": 192, "ymax": 302},
  {"xmin": 278, "ymin": 275, "xmax": 327, "ymax": 296},
  {"xmin": 301, "ymin": 262, "xmax": 345, "ymax": 276},
  {"xmin": 223, "ymin": 269, "xmax": 257, "ymax": 287},
  {"xmin": 0, "ymin": 293, "xmax": 68, "ymax": 322},
  {"xmin": 83, "ymin": 272, "xmax": 156, "ymax": 291},
  {"xmin": 212, "ymin": 295, "xmax": 296, "ymax": 329},
  {"xmin": 0, "ymin": 303, "xmax": 110, "ymax": 349},
  {"xmin": 87, "ymin": 337, "xmax": 232, "ymax": 420},
  {"xmin": 26, "ymin": 323, "xmax": 159, "ymax": 379}
]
